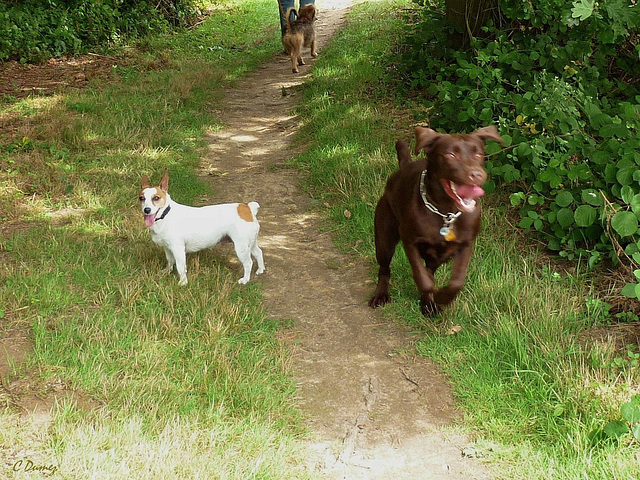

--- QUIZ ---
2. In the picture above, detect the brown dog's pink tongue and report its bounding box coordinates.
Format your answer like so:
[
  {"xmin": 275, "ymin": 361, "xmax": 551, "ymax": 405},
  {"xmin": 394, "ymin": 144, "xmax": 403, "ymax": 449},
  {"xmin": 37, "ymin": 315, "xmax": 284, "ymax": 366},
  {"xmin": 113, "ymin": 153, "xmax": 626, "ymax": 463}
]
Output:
[
  {"xmin": 144, "ymin": 214, "xmax": 156, "ymax": 227},
  {"xmin": 456, "ymin": 184, "xmax": 485, "ymax": 199}
]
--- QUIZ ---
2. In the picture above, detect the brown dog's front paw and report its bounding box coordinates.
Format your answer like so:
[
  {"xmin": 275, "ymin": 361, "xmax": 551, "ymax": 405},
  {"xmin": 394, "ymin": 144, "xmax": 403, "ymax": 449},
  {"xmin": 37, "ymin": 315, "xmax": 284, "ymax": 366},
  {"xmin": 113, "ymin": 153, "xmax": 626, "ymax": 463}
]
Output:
[
  {"xmin": 420, "ymin": 298, "xmax": 442, "ymax": 317},
  {"xmin": 369, "ymin": 292, "xmax": 390, "ymax": 309}
]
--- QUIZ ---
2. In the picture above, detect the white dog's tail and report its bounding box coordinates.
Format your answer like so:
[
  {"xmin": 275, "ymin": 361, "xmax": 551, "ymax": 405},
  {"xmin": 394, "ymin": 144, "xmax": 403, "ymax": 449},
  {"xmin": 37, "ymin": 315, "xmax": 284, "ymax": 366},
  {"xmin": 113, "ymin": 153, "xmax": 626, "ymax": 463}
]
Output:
[{"xmin": 248, "ymin": 201, "xmax": 260, "ymax": 218}]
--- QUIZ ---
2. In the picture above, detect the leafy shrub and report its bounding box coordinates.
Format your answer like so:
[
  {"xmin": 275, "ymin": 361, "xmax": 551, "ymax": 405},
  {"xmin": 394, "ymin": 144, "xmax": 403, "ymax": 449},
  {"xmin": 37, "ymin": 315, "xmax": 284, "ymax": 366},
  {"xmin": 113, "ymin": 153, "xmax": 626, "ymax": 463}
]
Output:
[
  {"xmin": 398, "ymin": 0, "xmax": 640, "ymax": 296},
  {"xmin": 0, "ymin": 0, "xmax": 203, "ymax": 62}
]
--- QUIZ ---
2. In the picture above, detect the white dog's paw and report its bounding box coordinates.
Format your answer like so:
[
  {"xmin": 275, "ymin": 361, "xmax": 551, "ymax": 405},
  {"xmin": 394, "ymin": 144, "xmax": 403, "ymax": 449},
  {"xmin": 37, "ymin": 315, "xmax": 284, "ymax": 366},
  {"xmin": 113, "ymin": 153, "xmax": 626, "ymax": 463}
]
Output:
[
  {"xmin": 237, "ymin": 277, "xmax": 249, "ymax": 285},
  {"xmin": 178, "ymin": 276, "xmax": 188, "ymax": 286},
  {"xmin": 256, "ymin": 267, "xmax": 265, "ymax": 275}
]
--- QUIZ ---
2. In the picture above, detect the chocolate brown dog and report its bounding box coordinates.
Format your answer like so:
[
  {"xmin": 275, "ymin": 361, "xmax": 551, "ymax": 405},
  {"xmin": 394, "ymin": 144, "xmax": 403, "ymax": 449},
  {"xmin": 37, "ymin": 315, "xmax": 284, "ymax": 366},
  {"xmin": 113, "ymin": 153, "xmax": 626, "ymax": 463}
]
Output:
[
  {"xmin": 369, "ymin": 126, "xmax": 503, "ymax": 316},
  {"xmin": 280, "ymin": 4, "xmax": 317, "ymax": 73}
]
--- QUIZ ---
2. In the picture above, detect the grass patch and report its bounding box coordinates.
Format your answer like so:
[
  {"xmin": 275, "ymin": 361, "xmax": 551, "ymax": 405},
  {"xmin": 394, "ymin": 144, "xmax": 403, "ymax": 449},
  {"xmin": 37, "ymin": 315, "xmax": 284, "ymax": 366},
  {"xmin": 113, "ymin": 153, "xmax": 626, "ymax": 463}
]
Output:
[
  {"xmin": 294, "ymin": 1, "xmax": 640, "ymax": 479},
  {"xmin": 1, "ymin": 1, "xmax": 311, "ymax": 478}
]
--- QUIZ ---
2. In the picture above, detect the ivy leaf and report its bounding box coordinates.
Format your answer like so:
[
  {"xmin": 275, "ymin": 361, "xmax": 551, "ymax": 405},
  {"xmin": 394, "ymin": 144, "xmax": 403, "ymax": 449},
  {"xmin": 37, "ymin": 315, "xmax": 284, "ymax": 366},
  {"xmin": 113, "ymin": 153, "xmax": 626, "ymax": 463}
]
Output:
[
  {"xmin": 621, "ymin": 283, "xmax": 639, "ymax": 299},
  {"xmin": 574, "ymin": 205, "xmax": 597, "ymax": 227},
  {"xmin": 519, "ymin": 217, "xmax": 534, "ymax": 229},
  {"xmin": 582, "ymin": 189, "xmax": 603, "ymax": 206},
  {"xmin": 625, "ymin": 243, "xmax": 639, "ymax": 255},
  {"xmin": 621, "ymin": 401, "xmax": 640, "ymax": 423},
  {"xmin": 557, "ymin": 208, "xmax": 575, "ymax": 228},
  {"xmin": 603, "ymin": 420, "xmax": 629, "ymax": 438},
  {"xmin": 631, "ymin": 194, "xmax": 640, "ymax": 215},
  {"xmin": 611, "ymin": 211, "xmax": 639, "ymax": 237},
  {"xmin": 510, "ymin": 192, "xmax": 525, "ymax": 206},
  {"xmin": 555, "ymin": 191, "xmax": 574, "ymax": 207},
  {"xmin": 633, "ymin": 424, "xmax": 640, "ymax": 443},
  {"xmin": 600, "ymin": 122, "xmax": 630, "ymax": 139},
  {"xmin": 616, "ymin": 166, "xmax": 636, "ymax": 186},
  {"xmin": 621, "ymin": 186, "xmax": 636, "ymax": 205},
  {"xmin": 571, "ymin": 0, "xmax": 595, "ymax": 21}
]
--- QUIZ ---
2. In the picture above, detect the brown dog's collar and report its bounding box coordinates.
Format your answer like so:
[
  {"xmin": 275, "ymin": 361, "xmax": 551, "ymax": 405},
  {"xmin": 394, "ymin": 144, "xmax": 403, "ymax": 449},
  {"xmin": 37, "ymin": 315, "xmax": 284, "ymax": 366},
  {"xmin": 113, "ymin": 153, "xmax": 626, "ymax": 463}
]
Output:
[{"xmin": 419, "ymin": 170, "xmax": 461, "ymax": 239}]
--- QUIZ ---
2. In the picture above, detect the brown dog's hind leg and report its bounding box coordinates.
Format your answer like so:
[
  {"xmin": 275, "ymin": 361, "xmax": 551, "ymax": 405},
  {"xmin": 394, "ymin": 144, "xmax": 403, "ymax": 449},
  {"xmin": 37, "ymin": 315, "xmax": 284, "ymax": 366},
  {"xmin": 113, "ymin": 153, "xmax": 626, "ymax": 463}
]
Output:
[
  {"xmin": 369, "ymin": 198, "xmax": 400, "ymax": 308},
  {"xmin": 290, "ymin": 52, "xmax": 299, "ymax": 73}
]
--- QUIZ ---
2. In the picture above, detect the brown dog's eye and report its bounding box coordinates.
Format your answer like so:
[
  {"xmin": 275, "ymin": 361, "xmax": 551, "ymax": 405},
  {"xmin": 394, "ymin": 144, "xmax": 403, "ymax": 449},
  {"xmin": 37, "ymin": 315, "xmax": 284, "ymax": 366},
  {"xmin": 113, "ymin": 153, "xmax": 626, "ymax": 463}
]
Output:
[
  {"xmin": 139, "ymin": 196, "xmax": 145, "ymax": 202},
  {"xmin": 153, "ymin": 196, "xmax": 160, "ymax": 202}
]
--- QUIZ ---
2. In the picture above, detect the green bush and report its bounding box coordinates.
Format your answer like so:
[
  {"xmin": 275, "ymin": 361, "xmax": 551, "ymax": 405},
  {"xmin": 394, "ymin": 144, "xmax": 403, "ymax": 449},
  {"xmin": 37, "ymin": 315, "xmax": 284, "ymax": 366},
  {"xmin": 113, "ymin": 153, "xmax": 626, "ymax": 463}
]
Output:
[
  {"xmin": 0, "ymin": 0, "xmax": 202, "ymax": 62},
  {"xmin": 399, "ymin": 0, "xmax": 640, "ymax": 296}
]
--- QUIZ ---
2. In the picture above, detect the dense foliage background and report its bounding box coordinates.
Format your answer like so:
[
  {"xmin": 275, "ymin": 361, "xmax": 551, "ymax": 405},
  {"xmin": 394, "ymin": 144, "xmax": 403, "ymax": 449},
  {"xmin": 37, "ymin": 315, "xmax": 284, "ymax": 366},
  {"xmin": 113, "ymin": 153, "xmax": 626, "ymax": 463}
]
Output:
[
  {"xmin": 400, "ymin": 0, "xmax": 640, "ymax": 300},
  {"xmin": 0, "ymin": 0, "xmax": 204, "ymax": 62}
]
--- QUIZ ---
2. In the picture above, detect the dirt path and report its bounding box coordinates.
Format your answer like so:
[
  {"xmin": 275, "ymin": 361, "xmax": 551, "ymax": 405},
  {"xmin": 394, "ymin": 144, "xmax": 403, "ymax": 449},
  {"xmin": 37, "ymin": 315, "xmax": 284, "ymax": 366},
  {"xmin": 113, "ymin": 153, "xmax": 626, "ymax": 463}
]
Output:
[{"xmin": 202, "ymin": 1, "xmax": 491, "ymax": 478}]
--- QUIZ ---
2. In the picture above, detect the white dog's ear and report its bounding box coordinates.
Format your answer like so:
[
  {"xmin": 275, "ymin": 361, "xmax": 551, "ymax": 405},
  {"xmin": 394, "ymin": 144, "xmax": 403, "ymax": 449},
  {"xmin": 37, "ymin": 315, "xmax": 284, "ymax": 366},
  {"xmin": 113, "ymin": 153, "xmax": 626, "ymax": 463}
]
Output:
[
  {"xmin": 160, "ymin": 170, "xmax": 169, "ymax": 191},
  {"xmin": 141, "ymin": 175, "xmax": 151, "ymax": 189}
]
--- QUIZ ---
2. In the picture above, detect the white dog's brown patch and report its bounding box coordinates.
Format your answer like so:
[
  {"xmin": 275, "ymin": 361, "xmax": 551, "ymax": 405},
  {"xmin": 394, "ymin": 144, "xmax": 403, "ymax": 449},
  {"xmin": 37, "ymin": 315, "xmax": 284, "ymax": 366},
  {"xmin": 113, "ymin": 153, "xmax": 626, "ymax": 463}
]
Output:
[{"xmin": 237, "ymin": 203, "xmax": 254, "ymax": 222}]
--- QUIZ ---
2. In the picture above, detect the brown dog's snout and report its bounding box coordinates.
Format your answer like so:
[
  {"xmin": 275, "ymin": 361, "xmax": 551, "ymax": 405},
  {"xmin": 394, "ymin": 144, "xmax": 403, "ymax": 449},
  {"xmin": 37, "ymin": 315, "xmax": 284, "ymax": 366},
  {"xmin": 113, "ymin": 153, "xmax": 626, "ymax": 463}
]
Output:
[{"xmin": 468, "ymin": 168, "xmax": 487, "ymax": 185}]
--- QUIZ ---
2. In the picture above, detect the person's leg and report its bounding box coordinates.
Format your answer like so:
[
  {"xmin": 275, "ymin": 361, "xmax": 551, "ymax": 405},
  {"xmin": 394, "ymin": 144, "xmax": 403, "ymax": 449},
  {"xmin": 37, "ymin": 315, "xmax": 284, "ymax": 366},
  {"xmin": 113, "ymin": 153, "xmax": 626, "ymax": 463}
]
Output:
[
  {"xmin": 299, "ymin": 0, "xmax": 314, "ymax": 6},
  {"xmin": 278, "ymin": 0, "xmax": 295, "ymax": 36}
]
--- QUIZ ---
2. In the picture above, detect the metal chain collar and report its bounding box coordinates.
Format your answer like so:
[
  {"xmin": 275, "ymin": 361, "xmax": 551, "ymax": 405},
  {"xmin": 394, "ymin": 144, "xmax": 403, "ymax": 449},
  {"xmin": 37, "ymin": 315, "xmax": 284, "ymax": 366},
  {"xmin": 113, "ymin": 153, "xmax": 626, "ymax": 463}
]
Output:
[{"xmin": 419, "ymin": 170, "xmax": 461, "ymax": 237}]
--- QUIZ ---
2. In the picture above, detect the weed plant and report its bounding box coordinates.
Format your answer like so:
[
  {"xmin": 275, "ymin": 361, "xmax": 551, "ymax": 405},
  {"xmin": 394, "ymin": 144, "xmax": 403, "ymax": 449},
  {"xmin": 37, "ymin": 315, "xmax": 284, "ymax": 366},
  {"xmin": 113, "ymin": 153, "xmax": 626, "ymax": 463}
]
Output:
[
  {"xmin": 294, "ymin": 1, "xmax": 640, "ymax": 479},
  {"xmin": 0, "ymin": 1, "xmax": 311, "ymax": 478}
]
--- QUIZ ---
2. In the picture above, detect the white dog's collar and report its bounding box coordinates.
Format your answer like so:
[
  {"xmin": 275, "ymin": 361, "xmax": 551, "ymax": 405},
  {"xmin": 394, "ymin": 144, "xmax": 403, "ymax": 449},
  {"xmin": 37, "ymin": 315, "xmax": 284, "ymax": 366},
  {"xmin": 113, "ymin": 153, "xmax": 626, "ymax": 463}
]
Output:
[{"xmin": 155, "ymin": 205, "xmax": 171, "ymax": 222}]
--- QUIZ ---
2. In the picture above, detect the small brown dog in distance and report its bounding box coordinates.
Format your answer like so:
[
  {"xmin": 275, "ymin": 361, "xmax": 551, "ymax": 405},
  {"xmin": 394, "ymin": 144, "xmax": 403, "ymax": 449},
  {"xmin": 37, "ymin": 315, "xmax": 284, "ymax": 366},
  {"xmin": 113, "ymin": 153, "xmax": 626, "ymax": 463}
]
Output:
[
  {"xmin": 369, "ymin": 126, "xmax": 503, "ymax": 316},
  {"xmin": 280, "ymin": 4, "xmax": 317, "ymax": 73}
]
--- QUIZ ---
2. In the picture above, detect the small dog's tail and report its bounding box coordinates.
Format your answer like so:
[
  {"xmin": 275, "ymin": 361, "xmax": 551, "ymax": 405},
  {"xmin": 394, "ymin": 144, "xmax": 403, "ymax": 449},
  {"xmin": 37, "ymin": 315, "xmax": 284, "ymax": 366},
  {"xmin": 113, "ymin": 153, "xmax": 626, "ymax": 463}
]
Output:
[
  {"xmin": 248, "ymin": 201, "xmax": 260, "ymax": 219},
  {"xmin": 395, "ymin": 140, "xmax": 412, "ymax": 168},
  {"xmin": 277, "ymin": 0, "xmax": 295, "ymax": 32}
]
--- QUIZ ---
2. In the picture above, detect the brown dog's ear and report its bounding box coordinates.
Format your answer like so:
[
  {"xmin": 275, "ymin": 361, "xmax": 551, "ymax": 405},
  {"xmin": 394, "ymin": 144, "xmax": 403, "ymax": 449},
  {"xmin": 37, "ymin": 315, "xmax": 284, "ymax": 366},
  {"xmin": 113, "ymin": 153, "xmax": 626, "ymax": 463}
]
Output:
[
  {"xmin": 159, "ymin": 170, "xmax": 169, "ymax": 191},
  {"xmin": 473, "ymin": 125, "xmax": 504, "ymax": 145},
  {"xmin": 298, "ymin": 4, "xmax": 316, "ymax": 21},
  {"xmin": 414, "ymin": 127, "xmax": 441, "ymax": 155},
  {"xmin": 141, "ymin": 175, "xmax": 151, "ymax": 189},
  {"xmin": 395, "ymin": 140, "xmax": 412, "ymax": 168}
]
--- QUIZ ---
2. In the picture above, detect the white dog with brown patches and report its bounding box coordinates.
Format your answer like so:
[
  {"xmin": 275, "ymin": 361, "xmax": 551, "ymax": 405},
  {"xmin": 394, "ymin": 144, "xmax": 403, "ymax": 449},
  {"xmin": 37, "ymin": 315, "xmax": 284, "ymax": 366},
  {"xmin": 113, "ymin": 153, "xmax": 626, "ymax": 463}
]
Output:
[{"xmin": 139, "ymin": 171, "xmax": 265, "ymax": 285}]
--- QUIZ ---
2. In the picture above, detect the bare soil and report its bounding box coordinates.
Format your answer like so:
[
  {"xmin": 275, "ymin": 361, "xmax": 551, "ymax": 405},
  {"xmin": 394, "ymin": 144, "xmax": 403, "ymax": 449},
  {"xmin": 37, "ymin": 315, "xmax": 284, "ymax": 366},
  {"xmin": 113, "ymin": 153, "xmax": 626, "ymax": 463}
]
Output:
[
  {"xmin": 0, "ymin": 55, "xmax": 119, "ymax": 99},
  {"xmin": 202, "ymin": 1, "xmax": 491, "ymax": 478}
]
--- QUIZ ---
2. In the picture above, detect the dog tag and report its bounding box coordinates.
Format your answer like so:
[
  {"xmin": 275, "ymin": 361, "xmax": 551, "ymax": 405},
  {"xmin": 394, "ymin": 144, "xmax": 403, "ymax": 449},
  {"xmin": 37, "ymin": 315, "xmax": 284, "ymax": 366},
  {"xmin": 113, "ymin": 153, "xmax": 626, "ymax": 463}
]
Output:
[{"xmin": 440, "ymin": 226, "xmax": 456, "ymax": 241}]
